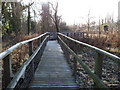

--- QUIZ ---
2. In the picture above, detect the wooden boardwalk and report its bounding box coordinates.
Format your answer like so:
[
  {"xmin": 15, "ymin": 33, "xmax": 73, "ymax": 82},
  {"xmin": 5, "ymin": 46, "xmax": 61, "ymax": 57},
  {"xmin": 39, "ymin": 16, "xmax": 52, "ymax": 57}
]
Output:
[
  {"xmin": 1, "ymin": 32, "xmax": 119, "ymax": 89},
  {"xmin": 29, "ymin": 40, "xmax": 78, "ymax": 89}
]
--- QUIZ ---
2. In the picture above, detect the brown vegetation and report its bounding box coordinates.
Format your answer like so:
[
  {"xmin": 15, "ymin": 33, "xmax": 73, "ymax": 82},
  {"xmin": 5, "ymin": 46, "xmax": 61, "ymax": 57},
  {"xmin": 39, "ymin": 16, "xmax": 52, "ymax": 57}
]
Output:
[
  {"xmin": 2, "ymin": 33, "xmax": 40, "ymax": 73},
  {"xmin": 81, "ymin": 31, "xmax": 120, "ymax": 56}
]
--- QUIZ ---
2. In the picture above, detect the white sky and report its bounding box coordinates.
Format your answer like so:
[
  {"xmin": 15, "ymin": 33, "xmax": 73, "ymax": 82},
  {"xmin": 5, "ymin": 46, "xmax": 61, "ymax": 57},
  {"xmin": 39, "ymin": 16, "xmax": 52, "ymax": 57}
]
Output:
[{"xmin": 21, "ymin": 0, "xmax": 120, "ymax": 25}]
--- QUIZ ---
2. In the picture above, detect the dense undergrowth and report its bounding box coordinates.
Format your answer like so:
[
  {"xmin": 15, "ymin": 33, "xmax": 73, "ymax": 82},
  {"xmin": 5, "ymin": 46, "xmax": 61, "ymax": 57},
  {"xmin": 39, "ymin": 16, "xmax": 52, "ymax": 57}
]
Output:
[{"xmin": 81, "ymin": 31, "xmax": 120, "ymax": 57}]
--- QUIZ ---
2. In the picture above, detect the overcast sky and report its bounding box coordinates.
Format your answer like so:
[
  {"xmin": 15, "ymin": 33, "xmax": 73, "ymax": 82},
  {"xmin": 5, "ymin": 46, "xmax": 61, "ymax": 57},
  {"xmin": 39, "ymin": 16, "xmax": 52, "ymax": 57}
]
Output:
[{"xmin": 22, "ymin": 0, "xmax": 120, "ymax": 25}]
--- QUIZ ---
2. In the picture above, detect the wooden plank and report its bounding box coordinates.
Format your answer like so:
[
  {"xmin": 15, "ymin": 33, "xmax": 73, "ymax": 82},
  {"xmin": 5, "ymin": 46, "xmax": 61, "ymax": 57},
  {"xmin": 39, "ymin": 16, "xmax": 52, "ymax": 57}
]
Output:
[{"xmin": 29, "ymin": 41, "xmax": 78, "ymax": 89}]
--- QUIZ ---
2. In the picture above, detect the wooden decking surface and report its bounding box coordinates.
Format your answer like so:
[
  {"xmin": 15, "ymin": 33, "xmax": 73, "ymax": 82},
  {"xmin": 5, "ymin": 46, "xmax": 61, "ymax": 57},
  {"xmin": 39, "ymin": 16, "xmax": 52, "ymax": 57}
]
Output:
[{"xmin": 29, "ymin": 40, "xmax": 78, "ymax": 89}]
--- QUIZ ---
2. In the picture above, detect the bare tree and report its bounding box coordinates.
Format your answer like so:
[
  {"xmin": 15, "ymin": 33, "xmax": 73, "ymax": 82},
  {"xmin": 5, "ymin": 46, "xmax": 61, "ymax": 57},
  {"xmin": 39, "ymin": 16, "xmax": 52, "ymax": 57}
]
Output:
[
  {"xmin": 40, "ymin": 3, "xmax": 53, "ymax": 33},
  {"xmin": 87, "ymin": 10, "xmax": 95, "ymax": 32},
  {"xmin": 48, "ymin": 2, "xmax": 61, "ymax": 32},
  {"xmin": 81, "ymin": 10, "xmax": 94, "ymax": 32}
]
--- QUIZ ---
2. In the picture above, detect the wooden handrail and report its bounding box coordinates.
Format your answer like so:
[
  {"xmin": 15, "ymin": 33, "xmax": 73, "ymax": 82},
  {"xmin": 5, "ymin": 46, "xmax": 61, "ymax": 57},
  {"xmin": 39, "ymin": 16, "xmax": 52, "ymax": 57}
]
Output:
[
  {"xmin": 58, "ymin": 32, "xmax": 120, "ymax": 89},
  {"xmin": 0, "ymin": 32, "xmax": 49, "ymax": 59},
  {"xmin": 1, "ymin": 32, "xmax": 49, "ymax": 89},
  {"xmin": 58, "ymin": 33, "xmax": 120, "ymax": 64},
  {"xmin": 7, "ymin": 36, "xmax": 49, "ymax": 88},
  {"xmin": 58, "ymin": 36, "xmax": 109, "ymax": 89}
]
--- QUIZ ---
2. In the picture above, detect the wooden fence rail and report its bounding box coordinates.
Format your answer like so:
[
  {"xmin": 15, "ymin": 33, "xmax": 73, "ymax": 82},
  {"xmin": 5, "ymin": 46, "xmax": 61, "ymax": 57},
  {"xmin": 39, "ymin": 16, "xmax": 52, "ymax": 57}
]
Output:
[
  {"xmin": 0, "ymin": 32, "xmax": 120, "ymax": 89},
  {"xmin": 0, "ymin": 32, "xmax": 49, "ymax": 89},
  {"xmin": 58, "ymin": 33, "xmax": 120, "ymax": 89}
]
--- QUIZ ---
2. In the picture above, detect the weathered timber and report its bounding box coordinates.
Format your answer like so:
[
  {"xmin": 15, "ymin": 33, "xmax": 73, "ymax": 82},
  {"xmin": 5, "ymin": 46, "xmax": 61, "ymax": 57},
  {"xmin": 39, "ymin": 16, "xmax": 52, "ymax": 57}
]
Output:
[{"xmin": 29, "ymin": 40, "xmax": 79, "ymax": 89}]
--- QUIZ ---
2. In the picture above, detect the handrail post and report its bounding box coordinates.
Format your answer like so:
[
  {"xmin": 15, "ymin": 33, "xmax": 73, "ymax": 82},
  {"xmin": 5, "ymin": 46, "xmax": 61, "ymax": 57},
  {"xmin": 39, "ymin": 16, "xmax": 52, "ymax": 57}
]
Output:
[
  {"xmin": 83, "ymin": 32, "xmax": 84, "ymax": 38},
  {"xmin": 73, "ymin": 42, "xmax": 78, "ymax": 54},
  {"xmin": 118, "ymin": 63, "xmax": 120, "ymax": 82},
  {"xmin": 38, "ymin": 38, "xmax": 41, "ymax": 46},
  {"xmin": 94, "ymin": 52, "xmax": 103, "ymax": 87},
  {"xmin": 28, "ymin": 41, "xmax": 34, "ymax": 74},
  {"xmin": 73, "ymin": 57, "xmax": 77, "ymax": 79},
  {"xmin": 29, "ymin": 41, "xmax": 33, "ymax": 56},
  {"xmin": 2, "ymin": 54, "xmax": 12, "ymax": 89}
]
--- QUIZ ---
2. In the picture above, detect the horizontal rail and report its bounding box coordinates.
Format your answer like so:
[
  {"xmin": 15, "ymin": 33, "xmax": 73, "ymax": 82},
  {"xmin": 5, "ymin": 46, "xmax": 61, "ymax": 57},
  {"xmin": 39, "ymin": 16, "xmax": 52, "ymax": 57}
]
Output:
[
  {"xmin": 7, "ymin": 35, "xmax": 49, "ymax": 88},
  {"xmin": 58, "ymin": 36, "xmax": 109, "ymax": 89},
  {"xmin": 0, "ymin": 32, "xmax": 49, "ymax": 60},
  {"xmin": 58, "ymin": 33, "xmax": 120, "ymax": 64},
  {"xmin": 1, "ymin": 32, "xmax": 49, "ymax": 89}
]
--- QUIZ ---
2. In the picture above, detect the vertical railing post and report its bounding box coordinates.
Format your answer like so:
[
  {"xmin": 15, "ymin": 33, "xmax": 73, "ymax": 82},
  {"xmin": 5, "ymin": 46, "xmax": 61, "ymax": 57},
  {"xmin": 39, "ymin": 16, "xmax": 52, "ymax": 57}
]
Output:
[
  {"xmin": 94, "ymin": 52, "xmax": 103, "ymax": 87},
  {"xmin": 72, "ymin": 41, "xmax": 78, "ymax": 79},
  {"xmin": 66, "ymin": 33, "xmax": 68, "ymax": 36},
  {"xmin": 74, "ymin": 33, "xmax": 75, "ymax": 39},
  {"xmin": 64, "ymin": 38, "xmax": 70, "ymax": 64},
  {"xmin": 28, "ymin": 41, "xmax": 34, "ymax": 75},
  {"xmin": 2, "ymin": 54, "xmax": 12, "ymax": 89},
  {"xmin": 73, "ymin": 42, "xmax": 78, "ymax": 54},
  {"xmin": 118, "ymin": 63, "xmax": 120, "ymax": 82},
  {"xmin": 29, "ymin": 41, "xmax": 33, "ymax": 56},
  {"xmin": 57, "ymin": 34, "xmax": 59, "ymax": 43},
  {"xmin": 82, "ymin": 32, "xmax": 85, "ymax": 38},
  {"xmin": 41, "ymin": 36, "xmax": 43, "ymax": 43},
  {"xmin": 73, "ymin": 57, "xmax": 77, "ymax": 79},
  {"xmin": 38, "ymin": 38, "xmax": 41, "ymax": 46}
]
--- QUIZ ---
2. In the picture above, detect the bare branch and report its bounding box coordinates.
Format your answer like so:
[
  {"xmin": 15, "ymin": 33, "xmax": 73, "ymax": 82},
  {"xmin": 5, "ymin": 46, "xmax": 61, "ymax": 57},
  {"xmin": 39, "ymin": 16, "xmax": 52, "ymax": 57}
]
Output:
[{"xmin": 48, "ymin": 2, "xmax": 56, "ymax": 11}]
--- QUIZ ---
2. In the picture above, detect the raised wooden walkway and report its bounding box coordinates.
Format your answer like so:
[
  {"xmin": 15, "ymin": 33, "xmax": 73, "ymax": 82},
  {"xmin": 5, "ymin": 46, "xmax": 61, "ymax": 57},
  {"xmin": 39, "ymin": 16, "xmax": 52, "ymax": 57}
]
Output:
[
  {"xmin": 29, "ymin": 40, "xmax": 78, "ymax": 89},
  {"xmin": 2, "ymin": 32, "xmax": 119, "ymax": 89}
]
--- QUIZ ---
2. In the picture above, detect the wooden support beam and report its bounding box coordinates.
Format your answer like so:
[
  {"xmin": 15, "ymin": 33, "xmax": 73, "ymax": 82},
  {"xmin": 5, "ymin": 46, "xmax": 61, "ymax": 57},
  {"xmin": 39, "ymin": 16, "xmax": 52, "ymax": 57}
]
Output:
[
  {"xmin": 94, "ymin": 52, "xmax": 104, "ymax": 88},
  {"xmin": 94, "ymin": 52, "xmax": 103, "ymax": 79},
  {"xmin": 73, "ymin": 57, "xmax": 77, "ymax": 79},
  {"xmin": 2, "ymin": 54, "xmax": 12, "ymax": 89},
  {"xmin": 29, "ymin": 41, "xmax": 33, "ymax": 56}
]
